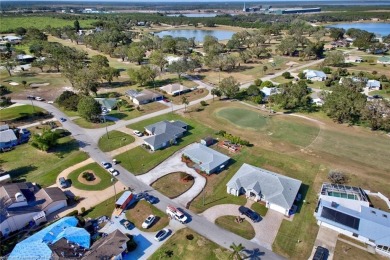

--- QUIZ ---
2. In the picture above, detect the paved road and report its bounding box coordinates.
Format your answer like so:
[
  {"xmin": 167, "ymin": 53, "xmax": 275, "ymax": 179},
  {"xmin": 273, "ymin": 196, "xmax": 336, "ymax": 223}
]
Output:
[{"xmin": 14, "ymin": 99, "xmax": 283, "ymax": 260}]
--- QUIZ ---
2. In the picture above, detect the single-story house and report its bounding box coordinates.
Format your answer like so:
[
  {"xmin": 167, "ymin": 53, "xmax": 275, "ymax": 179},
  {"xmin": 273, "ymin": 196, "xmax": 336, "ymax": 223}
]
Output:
[
  {"xmin": 144, "ymin": 120, "xmax": 188, "ymax": 151},
  {"xmin": 345, "ymin": 55, "xmax": 363, "ymax": 63},
  {"xmin": 0, "ymin": 182, "xmax": 68, "ymax": 235},
  {"xmin": 315, "ymin": 183, "xmax": 390, "ymax": 257},
  {"xmin": 165, "ymin": 56, "xmax": 182, "ymax": 65},
  {"xmin": 183, "ymin": 143, "xmax": 231, "ymax": 174},
  {"xmin": 0, "ymin": 128, "xmax": 18, "ymax": 150},
  {"xmin": 125, "ymin": 89, "xmax": 163, "ymax": 105},
  {"xmin": 304, "ymin": 70, "xmax": 327, "ymax": 81},
  {"xmin": 81, "ymin": 229, "xmax": 129, "ymax": 260},
  {"xmin": 226, "ymin": 163, "xmax": 302, "ymax": 216},
  {"xmin": 377, "ymin": 56, "xmax": 390, "ymax": 65},
  {"xmin": 94, "ymin": 98, "xmax": 118, "ymax": 111},
  {"xmin": 9, "ymin": 217, "xmax": 90, "ymax": 260},
  {"xmin": 3, "ymin": 35, "xmax": 22, "ymax": 44},
  {"xmin": 366, "ymin": 80, "xmax": 381, "ymax": 90},
  {"xmin": 16, "ymin": 54, "xmax": 36, "ymax": 64},
  {"xmin": 311, "ymin": 92, "xmax": 324, "ymax": 106},
  {"xmin": 261, "ymin": 87, "xmax": 279, "ymax": 97},
  {"xmin": 160, "ymin": 83, "xmax": 190, "ymax": 96}
]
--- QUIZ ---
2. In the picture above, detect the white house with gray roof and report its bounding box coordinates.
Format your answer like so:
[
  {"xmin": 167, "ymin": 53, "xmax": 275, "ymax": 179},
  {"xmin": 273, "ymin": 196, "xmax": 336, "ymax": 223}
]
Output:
[
  {"xmin": 143, "ymin": 120, "xmax": 188, "ymax": 151},
  {"xmin": 226, "ymin": 163, "xmax": 302, "ymax": 216},
  {"xmin": 183, "ymin": 143, "xmax": 230, "ymax": 174},
  {"xmin": 303, "ymin": 69, "xmax": 327, "ymax": 81}
]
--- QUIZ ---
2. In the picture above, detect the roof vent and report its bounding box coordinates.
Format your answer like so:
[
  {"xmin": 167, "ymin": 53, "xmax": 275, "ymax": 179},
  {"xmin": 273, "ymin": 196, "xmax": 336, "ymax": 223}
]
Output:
[
  {"xmin": 331, "ymin": 201, "xmax": 338, "ymax": 208},
  {"xmin": 371, "ymin": 210, "xmax": 376, "ymax": 214},
  {"xmin": 15, "ymin": 192, "xmax": 26, "ymax": 202},
  {"xmin": 383, "ymin": 214, "xmax": 387, "ymax": 218}
]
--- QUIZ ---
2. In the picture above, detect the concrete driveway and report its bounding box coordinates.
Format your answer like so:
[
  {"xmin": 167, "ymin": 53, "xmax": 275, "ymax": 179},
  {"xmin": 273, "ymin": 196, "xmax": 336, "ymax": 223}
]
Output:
[
  {"xmin": 201, "ymin": 204, "xmax": 285, "ymax": 250},
  {"xmin": 308, "ymin": 225, "xmax": 339, "ymax": 260},
  {"xmin": 136, "ymin": 145, "xmax": 206, "ymax": 207}
]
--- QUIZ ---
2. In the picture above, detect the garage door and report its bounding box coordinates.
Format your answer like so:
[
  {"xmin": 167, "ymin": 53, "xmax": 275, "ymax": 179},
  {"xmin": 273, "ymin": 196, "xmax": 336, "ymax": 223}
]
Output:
[{"xmin": 46, "ymin": 201, "xmax": 67, "ymax": 215}]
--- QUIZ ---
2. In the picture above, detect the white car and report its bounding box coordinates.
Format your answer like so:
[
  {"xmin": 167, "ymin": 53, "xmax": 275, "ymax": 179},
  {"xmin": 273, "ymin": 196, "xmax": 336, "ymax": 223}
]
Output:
[
  {"xmin": 154, "ymin": 228, "xmax": 170, "ymax": 241},
  {"xmin": 166, "ymin": 205, "xmax": 188, "ymax": 224},
  {"xmin": 142, "ymin": 215, "xmax": 155, "ymax": 229},
  {"xmin": 35, "ymin": 97, "xmax": 44, "ymax": 101},
  {"xmin": 133, "ymin": 130, "xmax": 143, "ymax": 137},
  {"xmin": 108, "ymin": 168, "xmax": 119, "ymax": 176}
]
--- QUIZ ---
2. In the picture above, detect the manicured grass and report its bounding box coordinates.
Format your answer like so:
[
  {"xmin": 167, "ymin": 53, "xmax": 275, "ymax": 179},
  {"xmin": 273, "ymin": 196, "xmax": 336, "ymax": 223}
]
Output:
[
  {"xmin": 149, "ymin": 228, "xmax": 231, "ymax": 260},
  {"xmin": 117, "ymin": 113, "xmax": 214, "ymax": 175},
  {"xmin": 371, "ymin": 89, "xmax": 390, "ymax": 99},
  {"xmin": 84, "ymin": 191, "xmax": 125, "ymax": 219},
  {"xmin": 2, "ymin": 137, "xmax": 88, "ymax": 187},
  {"xmin": 250, "ymin": 202, "xmax": 269, "ymax": 216},
  {"xmin": 108, "ymin": 102, "xmax": 167, "ymax": 121},
  {"xmin": 0, "ymin": 104, "xmax": 45, "ymax": 121},
  {"xmin": 214, "ymin": 106, "xmax": 320, "ymax": 147},
  {"xmin": 272, "ymin": 76, "xmax": 294, "ymax": 84},
  {"xmin": 0, "ymin": 16, "xmax": 96, "ymax": 33},
  {"xmin": 98, "ymin": 130, "xmax": 135, "ymax": 152},
  {"xmin": 334, "ymin": 240, "xmax": 386, "ymax": 260},
  {"xmin": 73, "ymin": 117, "xmax": 115, "ymax": 129},
  {"xmin": 67, "ymin": 163, "xmax": 113, "ymax": 191},
  {"xmin": 125, "ymin": 200, "xmax": 169, "ymax": 232},
  {"xmin": 151, "ymin": 172, "xmax": 194, "ymax": 199},
  {"xmin": 215, "ymin": 215, "xmax": 255, "ymax": 240}
]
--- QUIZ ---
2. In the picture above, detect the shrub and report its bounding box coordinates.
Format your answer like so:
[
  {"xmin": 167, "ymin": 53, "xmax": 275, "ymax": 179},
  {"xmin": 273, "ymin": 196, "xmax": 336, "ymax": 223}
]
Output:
[
  {"xmin": 126, "ymin": 235, "xmax": 137, "ymax": 252},
  {"xmin": 66, "ymin": 210, "xmax": 79, "ymax": 216},
  {"xmin": 328, "ymin": 170, "xmax": 349, "ymax": 184},
  {"xmin": 325, "ymin": 79, "xmax": 333, "ymax": 87},
  {"xmin": 82, "ymin": 172, "xmax": 94, "ymax": 181},
  {"xmin": 81, "ymin": 207, "xmax": 86, "ymax": 214},
  {"xmin": 186, "ymin": 234, "xmax": 194, "ymax": 240},
  {"xmin": 254, "ymin": 79, "xmax": 262, "ymax": 86},
  {"xmin": 282, "ymin": 72, "xmax": 291, "ymax": 79},
  {"xmin": 76, "ymin": 215, "xmax": 86, "ymax": 226},
  {"xmin": 322, "ymin": 67, "xmax": 332, "ymax": 74},
  {"xmin": 306, "ymin": 79, "xmax": 313, "ymax": 84},
  {"xmin": 200, "ymin": 100, "xmax": 207, "ymax": 106},
  {"xmin": 298, "ymin": 72, "xmax": 305, "ymax": 79},
  {"xmin": 372, "ymin": 70, "xmax": 378, "ymax": 75}
]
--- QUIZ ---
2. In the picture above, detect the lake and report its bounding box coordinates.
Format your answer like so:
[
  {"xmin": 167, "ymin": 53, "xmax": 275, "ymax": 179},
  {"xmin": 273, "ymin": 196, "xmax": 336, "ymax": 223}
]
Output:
[
  {"xmin": 327, "ymin": 23, "xmax": 390, "ymax": 36},
  {"xmin": 154, "ymin": 29, "xmax": 235, "ymax": 42}
]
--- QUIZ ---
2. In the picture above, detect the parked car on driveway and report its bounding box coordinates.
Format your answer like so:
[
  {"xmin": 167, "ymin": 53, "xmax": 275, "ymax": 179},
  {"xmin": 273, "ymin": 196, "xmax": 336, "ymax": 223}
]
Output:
[
  {"xmin": 313, "ymin": 246, "xmax": 328, "ymax": 260},
  {"xmin": 154, "ymin": 228, "xmax": 170, "ymax": 241},
  {"xmin": 35, "ymin": 97, "xmax": 44, "ymax": 101},
  {"xmin": 60, "ymin": 117, "xmax": 67, "ymax": 122},
  {"xmin": 120, "ymin": 219, "xmax": 134, "ymax": 230},
  {"xmin": 238, "ymin": 206, "xmax": 260, "ymax": 223},
  {"xmin": 145, "ymin": 194, "xmax": 158, "ymax": 204},
  {"xmin": 59, "ymin": 177, "xmax": 67, "ymax": 188},
  {"xmin": 108, "ymin": 168, "xmax": 119, "ymax": 176},
  {"xmin": 142, "ymin": 215, "xmax": 155, "ymax": 229},
  {"xmin": 133, "ymin": 130, "xmax": 143, "ymax": 137},
  {"xmin": 101, "ymin": 162, "xmax": 111, "ymax": 169}
]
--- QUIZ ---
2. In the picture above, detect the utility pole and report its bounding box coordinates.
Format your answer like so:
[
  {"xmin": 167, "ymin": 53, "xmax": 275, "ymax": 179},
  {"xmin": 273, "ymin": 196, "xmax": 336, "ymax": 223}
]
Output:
[{"xmin": 104, "ymin": 115, "xmax": 109, "ymax": 139}]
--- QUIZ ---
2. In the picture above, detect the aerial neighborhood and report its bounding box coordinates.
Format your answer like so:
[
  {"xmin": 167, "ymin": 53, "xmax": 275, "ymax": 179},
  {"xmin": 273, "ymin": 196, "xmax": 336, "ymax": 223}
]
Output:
[{"xmin": 1, "ymin": 1, "xmax": 390, "ymax": 260}]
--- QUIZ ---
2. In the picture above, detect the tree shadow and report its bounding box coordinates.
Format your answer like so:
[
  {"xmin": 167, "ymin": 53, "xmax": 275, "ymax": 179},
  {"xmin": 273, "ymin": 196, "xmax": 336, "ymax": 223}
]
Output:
[
  {"xmin": 107, "ymin": 112, "xmax": 129, "ymax": 120},
  {"xmin": 242, "ymin": 248, "xmax": 265, "ymax": 259},
  {"xmin": 7, "ymin": 165, "xmax": 38, "ymax": 181}
]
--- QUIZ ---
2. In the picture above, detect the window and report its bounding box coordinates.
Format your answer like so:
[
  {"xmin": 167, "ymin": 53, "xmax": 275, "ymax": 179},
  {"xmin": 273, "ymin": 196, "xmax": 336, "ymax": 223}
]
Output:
[{"xmin": 369, "ymin": 239, "xmax": 375, "ymax": 243}]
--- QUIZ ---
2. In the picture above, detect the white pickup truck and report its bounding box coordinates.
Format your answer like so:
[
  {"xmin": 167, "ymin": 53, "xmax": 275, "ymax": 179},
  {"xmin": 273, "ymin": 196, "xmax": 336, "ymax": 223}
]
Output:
[{"xmin": 166, "ymin": 205, "xmax": 188, "ymax": 224}]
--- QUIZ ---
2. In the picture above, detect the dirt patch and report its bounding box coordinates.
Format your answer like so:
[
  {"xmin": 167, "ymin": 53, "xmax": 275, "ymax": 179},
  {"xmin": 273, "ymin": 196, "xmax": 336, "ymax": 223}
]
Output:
[{"xmin": 77, "ymin": 171, "xmax": 101, "ymax": 185}]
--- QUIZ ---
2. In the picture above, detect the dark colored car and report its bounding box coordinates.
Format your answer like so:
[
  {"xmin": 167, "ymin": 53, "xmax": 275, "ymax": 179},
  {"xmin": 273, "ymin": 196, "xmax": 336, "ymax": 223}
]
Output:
[
  {"xmin": 313, "ymin": 246, "xmax": 328, "ymax": 260},
  {"xmin": 145, "ymin": 194, "xmax": 158, "ymax": 204},
  {"xmin": 238, "ymin": 206, "xmax": 261, "ymax": 223},
  {"xmin": 27, "ymin": 95, "xmax": 35, "ymax": 100}
]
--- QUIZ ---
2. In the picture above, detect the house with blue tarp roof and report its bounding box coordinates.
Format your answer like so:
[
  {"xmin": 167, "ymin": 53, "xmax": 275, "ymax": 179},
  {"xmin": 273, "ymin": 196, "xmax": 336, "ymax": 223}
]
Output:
[{"xmin": 9, "ymin": 216, "xmax": 90, "ymax": 260}]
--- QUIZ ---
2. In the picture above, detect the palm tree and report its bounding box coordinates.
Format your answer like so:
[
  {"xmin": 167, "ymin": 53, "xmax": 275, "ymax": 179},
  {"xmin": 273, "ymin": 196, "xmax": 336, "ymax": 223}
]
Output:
[
  {"xmin": 182, "ymin": 96, "xmax": 189, "ymax": 112},
  {"xmin": 229, "ymin": 243, "xmax": 245, "ymax": 260}
]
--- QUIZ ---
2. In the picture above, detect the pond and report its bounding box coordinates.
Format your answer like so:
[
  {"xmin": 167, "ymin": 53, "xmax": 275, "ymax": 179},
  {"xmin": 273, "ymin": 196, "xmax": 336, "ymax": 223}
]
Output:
[
  {"xmin": 154, "ymin": 29, "xmax": 235, "ymax": 42},
  {"xmin": 327, "ymin": 23, "xmax": 390, "ymax": 36}
]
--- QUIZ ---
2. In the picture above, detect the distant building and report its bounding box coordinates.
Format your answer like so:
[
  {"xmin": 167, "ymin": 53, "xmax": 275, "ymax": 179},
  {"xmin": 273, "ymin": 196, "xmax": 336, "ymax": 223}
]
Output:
[
  {"xmin": 2, "ymin": 35, "xmax": 22, "ymax": 44},
  {"xmin": 304, "ymin": 69, "xmax": 327, "ymax": 81},
  {"xmin": 160, "ymin": 83, "xmax": 190, "ymax": 96},
  {"xmin": 345, "ymin": 55, "xmax": 363, "ymax": 63},
  {"xmin": 268, "ymin": 7, "xmax": 321, "ymax": 15},
  {"xmin": 0, "ymin": 125, "xmax": 31, "ymax": 151},
  {"xmin": 125, "ymin": 89, "xmax": 163, "ymax": 105},
  {"xmin": 261, "ymin": 87, "xmax": 279, "ymax": 97},
  {"xmin": 94, "ymin": 98, "xmax": 117, "ymax": 111},
  {"xmin": 16, "ymin": 54, "xmax": 36, "ymax": 64},
  {"xmin": 144, "ymin": 120, "xmax": 188, "ymax": 151},
  {"xmin": 315, "ymin": 183, "xmax": 390, "ymax": 257},
  {"xmin": 366, "ymin": 80, "xmax": 381, "ymax": 90}
]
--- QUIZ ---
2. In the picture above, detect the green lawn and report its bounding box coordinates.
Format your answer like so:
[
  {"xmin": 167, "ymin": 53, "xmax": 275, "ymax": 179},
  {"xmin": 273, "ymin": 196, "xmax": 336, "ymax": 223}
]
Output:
[
  {"xmin": 84, "ymin": 191, "xmax": 124, "ymax": 219},
  {"xmin": 250, "ymin": 202, "xmax": 269, "ymax": 216},
  {"xmin": 0, "ymin": 104, "xmax": 45, "ymax": 121},
  {"xmin": 116, "ymin": 113, "xmax": 214, "ymax": 175},
  {"xmin": 125, "ymin": 200, "xmax": 169, "ymax": 232},
  {"xmin": 371, "ymin": 89, "xmax": 390, "ymax": 99},
  {"xmin": 67, "ymin": 163, "xmax": 113, "ymax": 191},
  {"xmin": 108, "ymin": 102, "xmax": 167, "ymax": 121},
  {"xmin": 0, "ymin": 16, "xmax": 97, "ymax": 33},
  {"xmin": 73, "ymin": 117, "xmax": 115, "ymax": 129},
  {"xmin": 98, "ymin": 130, "xmax": 135, "ymax": 152},
  {"xmin": 214, "ymin": 107, "xmax": 320, "ymax": 147},
  {"xmin": 149, "ymin": 228, "xmax": 231, "ymax": 260},
  {"xmin": 151, "ymin": 172, "xmax": 194, "ymax": 199},
  {"xmin": 215, "ymin": 215, "xmax": 255, "ymax": 240},
  {"xmin": 2, "ymin": 137, "xmax": 88, "ymax": 187}
]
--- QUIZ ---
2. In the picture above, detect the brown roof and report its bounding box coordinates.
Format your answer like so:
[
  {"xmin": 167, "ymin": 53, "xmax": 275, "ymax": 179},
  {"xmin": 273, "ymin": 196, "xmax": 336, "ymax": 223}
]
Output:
[
  {"xmin": 83, "ymin": 229, "xmax": 129, "ymax": 259},
  {"xmin": 36, "ymin": 187, "xmax": 67, "ymax": 210}
]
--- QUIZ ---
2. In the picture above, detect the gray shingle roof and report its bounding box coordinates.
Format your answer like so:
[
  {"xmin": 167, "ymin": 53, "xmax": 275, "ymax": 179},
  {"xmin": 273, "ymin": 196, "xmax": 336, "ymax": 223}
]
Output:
[
  {"xmin": 144, "ymin": 133, "xmax": 174, "ymax": 148},
  {"xmin": 0, "ymin": 129, "xmax": 17, "ymax": 143},
  {"xmin": 0, "ymin": 125, "xmax": 9, "ymax": 131},
  {"xmin": 227, "ymin": 163, "xmax": 301, "ymax": 210},
  {"xmin": 183, "ymin": 143, "xmax": 231, "ymax": 172},
  {"xmin": 145, "ymin": 121, "xmax": 187, "ymax": 136}
]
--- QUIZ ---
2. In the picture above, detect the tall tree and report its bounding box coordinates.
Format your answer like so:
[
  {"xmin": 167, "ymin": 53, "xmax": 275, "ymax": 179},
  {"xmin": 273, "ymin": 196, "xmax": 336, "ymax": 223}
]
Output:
[
  {"xmin": 127, "ymin": 44, "xmax": 145, "ymax": 65},
  {"xmin": 219, "ymin": 76, "xmax": 240, "ymax": 99},
  {"xmin": 77, "ymin": 96, "xmax": 101, "ymax": 122},
  {"xmin": 229, "ymin": 243, "xmax": 245, "ymax": 260},
  {"xmin": 74, "ymin": 20, "xmax": 81, "ymax": 32},
  {"xmin": 30, "ymin": 128, "xmax": 60, "ymax": 152},
  {"xmin": 323, "ymin": 51, "xmax": 345, "ymax": 67},
  {"xmin": 272, "ymin": 81, "xmax": 312, "ymax": 110},
  {"xmin": 182, "ymin": 96, "xmax": 189, "ymax": 112},
  {"xmin": 149, "ymin": 50, "xmax": 167, "ymax": 72}
]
